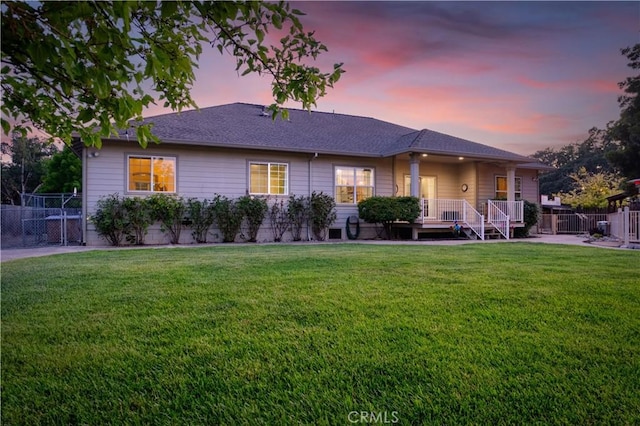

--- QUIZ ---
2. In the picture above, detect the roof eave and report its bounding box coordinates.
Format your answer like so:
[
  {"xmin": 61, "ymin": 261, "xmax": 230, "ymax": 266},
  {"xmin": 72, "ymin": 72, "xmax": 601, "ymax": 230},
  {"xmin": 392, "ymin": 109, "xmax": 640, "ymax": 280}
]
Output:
[
  {"xmin": 383, "ymin": 147, "xmax": 538, "ymax": 165},
  {"xmin": 96, "ymin": 136, "xmax": 383, "ymax": 158}
]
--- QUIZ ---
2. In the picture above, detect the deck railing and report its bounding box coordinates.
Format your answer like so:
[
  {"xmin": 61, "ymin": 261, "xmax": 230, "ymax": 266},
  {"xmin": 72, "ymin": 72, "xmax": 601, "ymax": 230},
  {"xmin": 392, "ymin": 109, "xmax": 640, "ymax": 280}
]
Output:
[
  {"xmin": 420, "ymin": 199, "xmax": 465, "ymax": 222},
  {"xmin": 462, "ymin": 200, "xmax": 485, "ymax": 240},
  {"xmin": 417, "ymin": 199, "xmax": 523, "ymax": 240},
  {"xmin": 488, "ymin": 200, "xmax": 524, "ymax": 223},
  {"xmin": 419, "ymin": 199, "xmax": 485, "ymax": 240},
  {"xmin": 487, "ymin": 200, "xmax": 510, "ymax": 239}
]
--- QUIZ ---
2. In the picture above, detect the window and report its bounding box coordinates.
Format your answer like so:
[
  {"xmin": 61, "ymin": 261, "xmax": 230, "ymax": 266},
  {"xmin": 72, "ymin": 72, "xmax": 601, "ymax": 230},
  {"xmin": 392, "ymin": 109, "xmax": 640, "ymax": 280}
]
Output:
[
  {"xmin": 495, "ymin": 176, "xmax": 522, "ymax": 199},
  {"xmin": 249, "ymin": 162, "xmax": 288, "ymax": 195},
  {"xmin": 128, "ymin": 155, "xmax": 176, "ymax": 192},
  {"xmin": 403, "ymin": 175, "xmax": 436, "ymax": 199},
  {"xmin": 335, "ymin": 166, "xmax": 374, "ymax": 204}
]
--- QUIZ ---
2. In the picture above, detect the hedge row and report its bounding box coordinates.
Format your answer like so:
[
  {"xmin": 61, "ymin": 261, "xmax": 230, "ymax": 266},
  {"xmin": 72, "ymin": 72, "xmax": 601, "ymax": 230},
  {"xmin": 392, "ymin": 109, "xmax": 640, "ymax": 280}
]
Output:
[{"xmin": 91, "ymin": 192, "xmax": 336, "ymax": 246}]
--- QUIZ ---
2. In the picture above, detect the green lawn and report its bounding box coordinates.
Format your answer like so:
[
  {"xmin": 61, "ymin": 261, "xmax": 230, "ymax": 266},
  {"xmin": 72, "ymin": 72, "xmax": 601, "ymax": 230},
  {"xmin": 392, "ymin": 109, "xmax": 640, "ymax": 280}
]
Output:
[{"xmin": 2, "ymin": 243, "xmax": 639, "ymax": 425}]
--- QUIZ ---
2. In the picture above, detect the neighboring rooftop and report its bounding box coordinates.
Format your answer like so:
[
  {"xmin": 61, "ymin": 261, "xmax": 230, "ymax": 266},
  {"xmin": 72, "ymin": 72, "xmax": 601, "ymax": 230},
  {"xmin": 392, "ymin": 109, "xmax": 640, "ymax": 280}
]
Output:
[{"xmin": 104, "ymin": 102, "xmax": 542, "ymax": 164}]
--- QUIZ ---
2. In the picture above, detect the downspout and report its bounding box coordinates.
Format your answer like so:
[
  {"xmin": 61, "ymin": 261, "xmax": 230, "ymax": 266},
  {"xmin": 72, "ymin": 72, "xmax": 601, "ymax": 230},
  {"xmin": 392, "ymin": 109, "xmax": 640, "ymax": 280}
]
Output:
[
  {"xmin": 392, "ymin": 156, "xmax": 397, "ymax": 195},
  {"xmin": 307, "ymin": 153, "xmax": 318, "ymax": 241},
  {"xmin": 81, "ymin": 146, "xmax": 88, "ymax": 245}
]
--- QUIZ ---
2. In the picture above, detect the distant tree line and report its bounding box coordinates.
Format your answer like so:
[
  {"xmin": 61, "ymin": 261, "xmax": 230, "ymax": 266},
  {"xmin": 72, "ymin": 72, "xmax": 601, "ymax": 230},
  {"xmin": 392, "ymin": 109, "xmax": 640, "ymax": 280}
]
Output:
[
  {"xmin": 531, "ymin": 44, "xmax": 639, "ymax": 208},
  {"xmin": 1, "ymin": 135, "xmax": 81, "ymax": 205}
]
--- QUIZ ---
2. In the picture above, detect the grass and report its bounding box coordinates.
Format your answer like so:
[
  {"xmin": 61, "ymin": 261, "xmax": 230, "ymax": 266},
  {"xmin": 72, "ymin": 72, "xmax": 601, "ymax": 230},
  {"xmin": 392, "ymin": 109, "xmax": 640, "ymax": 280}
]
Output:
[{"xmin": 2, "ymin": 243, "xmax": 639, "ymax": 425}]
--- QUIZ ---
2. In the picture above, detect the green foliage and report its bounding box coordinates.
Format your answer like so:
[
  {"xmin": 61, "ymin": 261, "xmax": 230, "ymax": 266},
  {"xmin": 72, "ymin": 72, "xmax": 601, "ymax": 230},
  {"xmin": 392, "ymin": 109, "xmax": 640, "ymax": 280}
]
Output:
[
  {"xmin": 146, "ymin": 193, "xmax": 186, "ymax": 244},
  {"xmin": 514, "ymin": 200, "xmax": 539, "ymax": 238},
  {"xmin": 358, "ymin": 196, "xmax": 398, "ymax": 224},
  {"xmin": 287, "ymin": 194, "xmax": 309, "ymax": 241},
  {"xmin": 0, "ymin": 135, "xmax": 56, "ymax": 204},
  {"xmin": 122, "ymin": 197, "xmax": 153, "ymax": 245},
  {"xmin": 212, "ymin": 195, "xmax": 243, "ymax": 243},
  {"xmin": 38, "ymin": 146, "xmax": 81, "ymax": 194},
  {"xmin": 558, "ymin": 167, "xmax": 625, "ymax": 208},
  {"xmin": 91, "ymin": 194, "xmax": 128, "ymax": 246},
  {"xmin": 309, "ymin": 191, "xmax": 336, "ymax": 241},
  {"xmin": 185, "ymin": 198, "xmax": 216, "ymax": 243},
  {"xmin": 358, "ymin": 196, "xmax": 420, "ymax": 239},
  {"xmin": 236, "ymin": 195, "xmax": 268, "ymax": 242},
  {"xmin": 396, "ymin": 196, "xmax": 421, "ymax": 221},
  {"xmin": 1, "ymin": 1, "xmax": 343, "ymax": 147},
  {"xmin": 532, "ymin": 127, "xmax": 618, "ymax": 195},
  {"xmin": 606, "ymin": 43, "xmax": 640, "ymax": 180},
  {"xmin": 268, "ymin": 198, "xmax": 291, "ymax": 242}
]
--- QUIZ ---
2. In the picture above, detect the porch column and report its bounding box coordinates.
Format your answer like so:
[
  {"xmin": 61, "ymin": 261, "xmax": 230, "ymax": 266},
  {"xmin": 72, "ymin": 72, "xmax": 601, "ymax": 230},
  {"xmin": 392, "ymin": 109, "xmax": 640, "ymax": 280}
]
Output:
[
  {"xmin": 409, "ymin": 153, "xmax": 420, "ymax": 198},
  {"xmin": 506, "ymin": 165, "xmax": 516, "ymax": 202}
]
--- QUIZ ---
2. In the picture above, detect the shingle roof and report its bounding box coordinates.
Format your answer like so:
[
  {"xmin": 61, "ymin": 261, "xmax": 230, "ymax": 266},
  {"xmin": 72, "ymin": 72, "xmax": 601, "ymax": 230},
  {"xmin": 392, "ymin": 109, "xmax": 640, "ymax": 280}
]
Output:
[
  {"xmin": 112, "ymin": 102, "xmax": 541, "ymax": 164},
  {"xmin": 384, "ymin": 128, "xmax": 535, "ymax": 163},
  {"xmin": 120, "ymin": 102, "xmax": 415, "ymax": 157}
]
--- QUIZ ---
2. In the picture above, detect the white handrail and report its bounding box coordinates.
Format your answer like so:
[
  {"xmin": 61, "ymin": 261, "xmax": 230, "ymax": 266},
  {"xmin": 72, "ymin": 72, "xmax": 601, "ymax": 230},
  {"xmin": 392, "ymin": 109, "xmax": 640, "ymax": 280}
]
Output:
[
  {"xmin": 488, "ymin": 200, "xmax": 510, "ymax": 239},
  {"xmin": 462, "ymin": 200, "xmax": 484, "ymax": 240},
  {"xmin": 489, "ymin": 200, "xmax": 524, "ymax": 223},
  {"xmin": 418, "ymin": 198, "xmax": 485, "ymax": 240}
]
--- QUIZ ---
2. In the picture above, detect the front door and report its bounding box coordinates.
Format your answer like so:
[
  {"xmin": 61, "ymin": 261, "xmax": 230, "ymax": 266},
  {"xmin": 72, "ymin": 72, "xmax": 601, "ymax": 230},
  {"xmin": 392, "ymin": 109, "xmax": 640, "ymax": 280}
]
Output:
[{"xmin": 404, "ymin": 175, "xmax": 436, "ymax": 219}]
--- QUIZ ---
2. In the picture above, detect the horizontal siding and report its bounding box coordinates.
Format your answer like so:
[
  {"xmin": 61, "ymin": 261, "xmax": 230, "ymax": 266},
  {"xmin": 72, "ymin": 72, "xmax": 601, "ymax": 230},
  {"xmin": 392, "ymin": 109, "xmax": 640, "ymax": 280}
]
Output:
[
  {"xmin": 477, "ymin": 163, "xmax": 539, "ymax": 204},
  {"xmin": 394, "ymin": 159, "xmax": 477, "ymax": 200},
  {"xmin": 85, "ymin": 144, "xmax": 541, "ymax": 245}
]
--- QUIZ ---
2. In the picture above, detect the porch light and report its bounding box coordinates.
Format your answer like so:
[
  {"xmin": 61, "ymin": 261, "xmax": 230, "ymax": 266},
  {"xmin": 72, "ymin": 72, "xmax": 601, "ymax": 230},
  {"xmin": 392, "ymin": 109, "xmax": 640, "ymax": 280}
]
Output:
[
  {"xmin": 421, "ymin": 153, "xmax": 428, "ymax": 157},
  {"xmin": 458, "ymin": 156, "xmax": 464, "ymax": 160}
]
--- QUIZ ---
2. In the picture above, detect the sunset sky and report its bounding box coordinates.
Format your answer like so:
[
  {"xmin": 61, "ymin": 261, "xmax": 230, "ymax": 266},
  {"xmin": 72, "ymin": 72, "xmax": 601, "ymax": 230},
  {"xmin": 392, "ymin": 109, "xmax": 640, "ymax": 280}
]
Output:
[{"xmin": 147, "ymin": 1, "xmax": 638, "ymax": 156}]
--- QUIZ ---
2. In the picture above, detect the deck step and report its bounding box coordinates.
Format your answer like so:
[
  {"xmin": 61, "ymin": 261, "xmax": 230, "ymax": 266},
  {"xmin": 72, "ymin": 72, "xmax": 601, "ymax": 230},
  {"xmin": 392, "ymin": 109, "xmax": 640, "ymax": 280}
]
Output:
[{"xmin": 484, "ymin": 227, "xmax": 505, "ymax": 239}]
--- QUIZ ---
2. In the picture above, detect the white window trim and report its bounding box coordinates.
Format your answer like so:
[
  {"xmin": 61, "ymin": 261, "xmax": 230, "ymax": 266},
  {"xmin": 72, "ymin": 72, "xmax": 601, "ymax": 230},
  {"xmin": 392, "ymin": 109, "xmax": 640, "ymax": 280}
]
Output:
[
  {"xmin": 126, "ymin": 154, "xmax": 177, "ymax": 194},
  {"xmin": 403, "ymin": 174, "xmax": 437, "ymax": 198},
  {"xmin": 334, "ymin": 166, "xmax": 376, "ymax": 205},
  {"xmin": 495, "ymin": 175, "xmax": 522, "ymax": 200},
  {"xmin": 249, "ymin": 161, "xmax": 289, "ymax": 195}
]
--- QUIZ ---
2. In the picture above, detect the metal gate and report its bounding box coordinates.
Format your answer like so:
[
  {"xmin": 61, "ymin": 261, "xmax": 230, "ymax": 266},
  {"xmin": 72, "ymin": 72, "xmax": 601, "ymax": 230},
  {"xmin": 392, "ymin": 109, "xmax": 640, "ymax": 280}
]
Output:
[{"xmin": 1, "ymin": 193, "xmax": 82, "ymax": 248}]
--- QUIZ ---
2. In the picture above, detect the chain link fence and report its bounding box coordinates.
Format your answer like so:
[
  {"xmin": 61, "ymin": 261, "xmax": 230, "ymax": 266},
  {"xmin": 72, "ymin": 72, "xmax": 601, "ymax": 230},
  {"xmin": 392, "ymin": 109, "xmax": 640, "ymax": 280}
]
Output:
[{"xmin": 1, "ymin": 193, "xmax": 83, "ymax": 249}]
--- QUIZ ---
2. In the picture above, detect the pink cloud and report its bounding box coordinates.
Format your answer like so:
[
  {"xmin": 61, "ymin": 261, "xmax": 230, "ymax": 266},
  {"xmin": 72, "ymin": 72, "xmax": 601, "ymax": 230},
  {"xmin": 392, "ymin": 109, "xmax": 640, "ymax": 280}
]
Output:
[{"xmin": 516, "ymin": 76, "xmax": 621, "ymax": 94}]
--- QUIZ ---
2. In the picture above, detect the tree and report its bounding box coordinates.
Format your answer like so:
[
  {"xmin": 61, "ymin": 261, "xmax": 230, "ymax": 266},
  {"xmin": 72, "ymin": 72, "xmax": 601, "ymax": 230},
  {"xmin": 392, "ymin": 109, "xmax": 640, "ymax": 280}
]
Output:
[
  {"xmin": 38, "ymin": 146, "xmax": 82, "ymax": 193},
  {"xmin": 1, "ymin": 1, "xmax": 344, "ymax": 147},
  {"xmin": 606, "ymin": 44, "xmax": 640, "ymax": 180},
  {"xmin": 1, "ymin": 135, "xmax": 57, "ymax": 204},
  {"xmin": 532, "ymin": 127, "xmax": 618, "ymax": 195},
  {"xmin": 559, "ymin": 167, "xmax": 625, "ymax": 208}
]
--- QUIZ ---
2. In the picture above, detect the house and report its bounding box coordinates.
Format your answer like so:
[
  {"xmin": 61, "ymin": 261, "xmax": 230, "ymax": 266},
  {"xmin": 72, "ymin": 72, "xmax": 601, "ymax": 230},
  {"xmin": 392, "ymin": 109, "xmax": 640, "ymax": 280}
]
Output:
[{"xmin": 74, "ymin": 102, "xmax": 551, "ymax": 245}]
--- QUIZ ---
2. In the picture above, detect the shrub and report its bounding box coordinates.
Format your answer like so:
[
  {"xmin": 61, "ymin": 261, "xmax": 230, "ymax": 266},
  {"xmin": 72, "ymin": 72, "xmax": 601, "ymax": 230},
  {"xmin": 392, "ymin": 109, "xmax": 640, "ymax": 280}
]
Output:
[
  {"xmin": 237, "ymin": 195, "xmax": 268, "ymax": 242},
  {"xmin": 395, "ymin": 196, "xmax": 421, "ymax": 222},
  {"xmin": 514, "ymin": 200, "xmax": 539, "ymax": 238},
  {"xmin": 122, "ymin": 196, "xmax": 153, "ymax": 245},
  {"xmin": 92, "ymin": 194, "xmax": 128, "ymax": 246},
  {"xmin": 358, "ymin": 196, "xmax": 420, "ymax": 239},
  {"xmin": 309, "ymin": 191, "xmax": 337, "ymax": 241},
  {"xmin": 212, "ymin": 195, "xmax": 243, "ymax": 243},
  {"xmin": 186, "ymin": 198, "xmax": 215, "ymax": 243},
  {"xmin": 269, "ymin": 198, "xmax": 291, "ymax": 242},
  {"xmin": 147, "ymin": 193, "xmax": 186, "ymax": 244},
  {"xmin": 288, "ymin": 195, "xmax": 309, "ymax": 241}
]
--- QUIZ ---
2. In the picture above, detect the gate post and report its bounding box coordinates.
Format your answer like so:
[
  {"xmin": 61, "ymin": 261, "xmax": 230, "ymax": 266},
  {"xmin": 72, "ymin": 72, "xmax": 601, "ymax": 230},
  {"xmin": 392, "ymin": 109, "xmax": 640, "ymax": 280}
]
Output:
[{"xmin": 623, "ymin": 206, "xmax": 630, "ymax": 247}]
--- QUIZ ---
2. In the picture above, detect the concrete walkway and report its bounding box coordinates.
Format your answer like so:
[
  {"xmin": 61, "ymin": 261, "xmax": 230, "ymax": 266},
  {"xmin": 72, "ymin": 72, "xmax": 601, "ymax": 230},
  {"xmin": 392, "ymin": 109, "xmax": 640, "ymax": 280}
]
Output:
[{"xmin": 2, "ymin": 234, "xmax": 630, "ymax": 263}]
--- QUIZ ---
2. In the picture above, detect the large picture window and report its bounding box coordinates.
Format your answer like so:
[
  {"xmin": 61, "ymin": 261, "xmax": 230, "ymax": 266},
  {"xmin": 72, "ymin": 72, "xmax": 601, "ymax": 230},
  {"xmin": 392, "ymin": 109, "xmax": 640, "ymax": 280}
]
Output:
[
  {"xmin": 250, "ymin": 162, "xmax": 288, "ymax": 195},
  {"xmin": 128, "ymin": 155, "xmax": 176, "ymax": 193},
  {"xmin": 495, "ymin": 176, "xmax": 522, "ymax": 199},
  {"xmin": 335, "ymin": 166, "xmax": 374, "ymax": 204}
]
